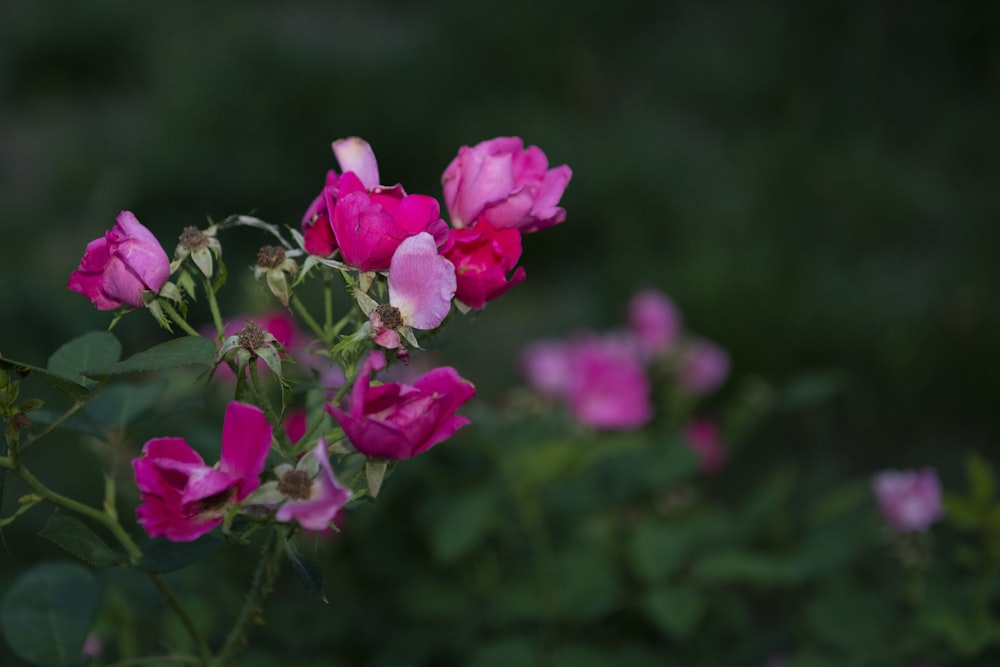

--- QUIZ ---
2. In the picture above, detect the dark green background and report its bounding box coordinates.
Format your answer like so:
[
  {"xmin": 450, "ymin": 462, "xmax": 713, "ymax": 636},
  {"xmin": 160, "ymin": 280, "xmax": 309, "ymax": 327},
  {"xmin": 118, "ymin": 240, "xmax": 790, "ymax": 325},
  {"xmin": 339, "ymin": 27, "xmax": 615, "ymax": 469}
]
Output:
[{"xmin": 1, "ymin": 2, "xmax": 997, "ymax": 500}]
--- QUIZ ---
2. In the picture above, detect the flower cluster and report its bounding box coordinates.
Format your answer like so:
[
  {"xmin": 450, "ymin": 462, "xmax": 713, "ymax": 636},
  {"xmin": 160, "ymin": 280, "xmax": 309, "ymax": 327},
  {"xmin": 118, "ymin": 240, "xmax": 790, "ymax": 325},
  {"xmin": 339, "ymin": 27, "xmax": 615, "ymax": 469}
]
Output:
[
  {"xmin": 871, "ymin": 467, "xmax": 943, "ymax": 533},
  {"xmin": 66, "ymin": 134, "xmax": 570, "ymax": 542}
]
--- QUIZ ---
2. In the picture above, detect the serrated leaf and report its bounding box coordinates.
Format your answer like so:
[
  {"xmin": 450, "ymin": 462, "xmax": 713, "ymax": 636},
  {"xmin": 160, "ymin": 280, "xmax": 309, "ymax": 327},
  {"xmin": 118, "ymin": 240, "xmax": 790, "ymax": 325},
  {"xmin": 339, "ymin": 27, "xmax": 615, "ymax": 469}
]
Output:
[
  {"xmin": 0, "ymin": 358, "xmax": 90, "ymax": 399},
  {"xmin": 284, "ymin": 542, "xmax": 327, "ymax": 602},
  {"xmin": 136, "ymin": 533, "xmax": 224, "ymax": 573},
  {"xmin": 1, "ymin": 562, "xmax": 100, "ymax": 667},
  {"xmin": 39, "ymin": 514, "xmax": 122, "ymax": 567},
  {"xmin": 85, "ymin": 336, "xmax": 215, "ymax": 377},
  {"xmin": 47, "ymin": 331, "xmax": 122, "ymax": 386}
]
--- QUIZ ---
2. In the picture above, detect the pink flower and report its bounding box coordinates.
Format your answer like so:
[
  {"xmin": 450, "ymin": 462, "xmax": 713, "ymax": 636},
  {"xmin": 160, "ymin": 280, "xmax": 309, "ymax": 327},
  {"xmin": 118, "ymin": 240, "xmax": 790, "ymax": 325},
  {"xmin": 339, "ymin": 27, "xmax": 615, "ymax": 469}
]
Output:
[
  {"xmin": 872, "ymin": 468, "xmax": 943, "ymax": 532},
  {"xmin": 68, "ymin": 210, "xmax": 171, "ymax": 310},
  {"xmin": 676, "ymin": 339, "xmax": 730, "ymax": 395},
  {"xmin": 566, "ymin": 336, "xmax": 653, "ymax": 431},
  {"xmin": 522, "ymin": 339, "xmax": 575, "ymax": 397},
  {"xmin": 368, "ymin": 232, "xmax": 456, "ymax": 350},
  {"xmin": 325, "ymin": 350, "xmax": 475, "ymax": 460},
  {"xmin": 442, "ymin": 220, "xmax": 527, "ymax": 309},
  {"xmin": 132, "ymin": 402, "xmax": 272, "ymax": 542},
  {"xmin": 245, "ymin": 441, "xmax": 352, "ymax": 532},
  {"xmin": 442, "ymin": 137, "xmax": 572, "ymax": 232},
  {"xmin": 682, "ymin": 419, "xmax": 727, "ymax": 473},
  {"xmin": 628, "ymin": 289, "xmax": 682, "ymax": 358}
]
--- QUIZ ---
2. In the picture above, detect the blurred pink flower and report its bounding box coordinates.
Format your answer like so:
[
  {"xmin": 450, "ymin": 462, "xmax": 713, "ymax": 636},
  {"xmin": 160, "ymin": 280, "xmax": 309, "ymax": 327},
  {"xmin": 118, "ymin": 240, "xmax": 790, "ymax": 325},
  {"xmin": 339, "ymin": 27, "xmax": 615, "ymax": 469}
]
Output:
[
  {"xmin": 132, "ymin": 402, "xmax": 272, "ymax": 542},
  {"xmin": 442, "ymin": 136, "xmax": 572, "ymax": 232},
  {"xmin": 872, "ymin": 468, "xmax": 943, "ymax": 532},
  {"xmin": 522, "ymin": 339, "xmax": 576, "ymax": 397},
  {"xmin": 682, "ymin": 419, "xmax": 727, "ymax": 473},
  {"xmin": 68, "ymin": 210, "xmax": 170, "ymax": 310},
  {"xmin": 325, "ymin": 350, "xmax": 475, "ymax": 460},
  {"xmin": 676, "ymin": 339, "xmax": 730, "ymax": 395},
  {"xmin": 628, "ymin": 289, "xmax": 682, "ymax": 358}
]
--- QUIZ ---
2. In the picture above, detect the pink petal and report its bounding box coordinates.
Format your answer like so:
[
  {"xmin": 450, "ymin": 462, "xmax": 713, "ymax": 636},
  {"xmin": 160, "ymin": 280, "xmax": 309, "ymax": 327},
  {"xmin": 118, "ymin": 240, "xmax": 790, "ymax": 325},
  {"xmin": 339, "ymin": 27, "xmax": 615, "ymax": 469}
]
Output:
[
  {"xmin": 388, "ymin": 233, "xmax": 456, "ymax": 330},
  {"xmin": 333, "ymin": 137, "xmax": 380, "ymax": 190},
  {"xmin": 219, "ymin": 401, "xmax": 272, "ymax": 499},
  {"xmin": 275, "ymin": 442, "xmax": 351, "ymax": 531}
]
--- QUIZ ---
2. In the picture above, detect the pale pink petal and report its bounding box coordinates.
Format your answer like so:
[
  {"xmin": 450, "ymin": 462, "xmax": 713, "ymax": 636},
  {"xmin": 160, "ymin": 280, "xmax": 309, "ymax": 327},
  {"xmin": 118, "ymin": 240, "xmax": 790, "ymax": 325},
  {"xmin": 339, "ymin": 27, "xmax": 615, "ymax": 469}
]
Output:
[
  {"xmin": 275, "ymin": 442, "xmax": 351, "ymax": 531},
  {"xmin": 388, "ymin": 232, "xmax": 456, "ymax": 330},
  {"xmin": 333, "ymin": 137, "xmax": 380, "ymax": 190}
]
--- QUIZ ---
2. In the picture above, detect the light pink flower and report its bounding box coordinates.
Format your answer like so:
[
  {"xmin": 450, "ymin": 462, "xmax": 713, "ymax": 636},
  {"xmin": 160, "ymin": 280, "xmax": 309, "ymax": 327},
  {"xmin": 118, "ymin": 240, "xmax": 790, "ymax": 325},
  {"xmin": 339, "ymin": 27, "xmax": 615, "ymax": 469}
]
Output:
[
  {"xmin": 682, "ymin": 419, "xmax": 727, "ymax": 474},
  {"xmin": 442, "ymin": 220, "xmax": 526, "ymax": 309},
  {"xmin": 566, "ymin": 336, "xmax": 653, "ymax": 431},
  {"xmin": 522, "ymin": 339, "xmax": 576, "ymax": 398},
  {"xmin": 676, "ymin": 339, "xmax": 730, "ymax": 395},
  {"xmin": 132, "ymin": 402, "xmax": 272, "ymax": 542},
  {"xmin": 368, "ymin": 232, "xmax": 456, "ymax": 350},
  {"xmin": 442, "ymin": 137, "xmax": 572, "ymax": 232},
  {"xmin": 872, "ymin": 468, "xmax": 943, "ymax": 532},
  {"xmin": 245, "ymin": 441, "xmax": 351, "ymax": 532},
  {"xmin": 325, "ymin": 350, "xmax": 475, "ymax": 460},
  {"xmin": 628, "ymin": 289, "xmax": 682, "ymax": 358},
  {"xmin": 68, "ymin": 211, "xmax": 170, "ymax": 310}
]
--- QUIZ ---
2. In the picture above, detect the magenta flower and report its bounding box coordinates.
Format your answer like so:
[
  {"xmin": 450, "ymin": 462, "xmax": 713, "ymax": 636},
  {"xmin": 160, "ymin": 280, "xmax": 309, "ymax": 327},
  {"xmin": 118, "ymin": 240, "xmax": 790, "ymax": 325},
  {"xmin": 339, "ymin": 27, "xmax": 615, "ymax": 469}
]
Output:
[
  {"xmin": 442, "ymin": 136, "xmax": 572, "ymax": 233},
  {"xmin": 872, "ymin": 468, "xmax": 943, "ymax": 532},
  {"xmin": 325, "ymin": 350, "xmax": 475, "ymax": 460},
  {"xmin": 368, "ymin": 232, "xmax": 456, "ymax": 350},
  {"xmin": 628, "ymin": 289, "xmax": 682, "ymax": 358},
  {"xmin": 682, "ymin": 419, "xmax": 727, "ymax": 474},
  {"xmin": 522, "ymin": 339, "xmax": 576, "ymax": 398},
  {"xmin": 676, "ymin": 339, "xmax": 730, "ymax": 395},
  {"xmin": 132, "ymin": 402, "xmax": 272, "ymax": 542},
  {"xmin": 68, "ymin": 210, "xmax": 171, "ymax": 310},
  {"xmin": 442, "ymin": 220, "xmax": 527, "ymax": 309},
  {"xmin": 244, "ymin": 441, "xmax": 352, "ymax": 532},
  {"xmin": 566, "ymin": 336, "xmax": 653, "ymax": 431}
]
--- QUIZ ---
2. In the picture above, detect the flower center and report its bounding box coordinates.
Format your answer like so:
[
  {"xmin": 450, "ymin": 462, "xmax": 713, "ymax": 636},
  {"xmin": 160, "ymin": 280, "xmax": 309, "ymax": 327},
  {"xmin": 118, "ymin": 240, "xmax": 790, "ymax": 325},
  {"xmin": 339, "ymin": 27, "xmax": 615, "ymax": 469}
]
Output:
[
  {"xmin": 196, "ymin": 487, "xmax": 235, "ymax": 515},
  {"xmin": 375, "ymin": 303, "xmax": 403, "ymax": 329},
  {"xmin": 278, "ymin": 469, "xmax": 313, "ymax": 500},
  {"xmin": 257, "ymin": 245, "xmax": 286, "ymax": 269},
  {"xmin": 237, "ymin": 321, "xmax": 267, "ymax": 352},
  {"xmin": 179, "ymin": 226, "xmax": 210, "ymax": 251}
]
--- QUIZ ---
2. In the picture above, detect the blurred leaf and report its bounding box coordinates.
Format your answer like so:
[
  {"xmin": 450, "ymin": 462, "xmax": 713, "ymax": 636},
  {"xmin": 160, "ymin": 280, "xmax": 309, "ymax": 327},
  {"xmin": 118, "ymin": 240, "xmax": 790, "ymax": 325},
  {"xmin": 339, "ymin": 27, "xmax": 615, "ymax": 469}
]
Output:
[
  {"xmin": 776, "ymin": 371, "xmax": 848, "ymax": 410},
  {"xmin": 0, "ymin": 358, "xmax": 90, "ymax": 399},
  {"xmin": 467, "ymin": 636, "xmax": 536, "ymax": 667},
  {"xmin": 39, "ymin": 514, "xmax": 121, "ymax": 568},
  {"xmin": 47, "ymin": 331, "xmax": 122, "ymax": 386},
  {"xmin": 627, "ymin": 519, "xmax": 692, "ymax": 582},
  {"xmin": 918, "ymin": 609, "xmax": 996, "ymax": 656},
  {"xmin": 429, "ymin": 487, "xmax": 497, "ymax": 564},
  {"xmin": 552, "ymin": 549, "xmax": 620, "ymax": 621},
  {"xmin": 943, "ymin": 493, "xmax": 980, "ymax": 530},
  {"xmin": 136, "ymin": 533, "xmax": 224, "ymax": 573},
  {"xmin": 82, "ymin": 380, "xmax": 168, "ymax": 431},
  {"xmin": 806, "ymin": 584, "xmax": 894, "ymax": 653},
  {"xmin": 1, "ymin": 561, "xmax": 100, "ymax": 667},
  {"xmin": 284, "ymin": 542, "xmax": 327, "ymax": 603},
  {"xmin": 642, "ymin": 585, "xmax": 706, "ymax": 638},
  {"xmin": 693, "ymin": 550, "xmax": 802, "ymax": 586},
  {"xmin": 966, "ymin": 451, "xmax": 995, "ymax": 506},
  {"xmin": 26, "ymin": 409, "xmax": 103, "ymax": 438},
  {"xmin": 740, "ymin": 466, "xmax": 797, "ymax": 526},
  {"xmin": 84, "ymin": 336, "xmax": 215, "ymax": 377}
]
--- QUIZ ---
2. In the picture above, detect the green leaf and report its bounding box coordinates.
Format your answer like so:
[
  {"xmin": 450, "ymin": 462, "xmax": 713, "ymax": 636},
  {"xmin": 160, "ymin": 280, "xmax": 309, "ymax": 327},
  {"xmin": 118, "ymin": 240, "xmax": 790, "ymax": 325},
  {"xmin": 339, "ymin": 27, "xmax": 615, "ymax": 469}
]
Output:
[
  {"xmin": 628, "ymin": 519, "xmax": 691, "ymax": 582},
  {"xmin": 284, "ymin": 542, "xmax": 327, "ymax": 603},
  {"xmin": 468, "ymin": 637, "xmax": 536, "ymax": 667},
  {"xmin": 967, "ymin": 451, "xmax": 995, "ymax": 506},
  {"xmin": 693, "ymin": 550, "xmax": 803, "ymax": 586},
  {"xmin": 0, "ymin": 358, "xmax": 90, "ymax": 399},
  {"xmin": 136, "ymin": 533, "xmax": 224, "ymax": 573},
  {"xmin": 643, "ymin": 585, "xmax": 707, "ymax": 638},
  {"xmin": 429, "ymin": 487, "xmax": 496, "ymax": 564},
  {"xmin": 47, "ymin": 331, "xmax": 122, "ymax": 386},
  {"xmin": 39, "ymin": 514, "xmax": 122, "ymax": 568},
  {"xmin": 85, "ymin": 336, "xmax": 216, "ymax": 377},
  {"xmin": 1, "ymin": 562, "xmax": 100, "ymax": 667},
  {"xmin": 83, "ymin": 380, "xmax": 168, "ymax": 431}
]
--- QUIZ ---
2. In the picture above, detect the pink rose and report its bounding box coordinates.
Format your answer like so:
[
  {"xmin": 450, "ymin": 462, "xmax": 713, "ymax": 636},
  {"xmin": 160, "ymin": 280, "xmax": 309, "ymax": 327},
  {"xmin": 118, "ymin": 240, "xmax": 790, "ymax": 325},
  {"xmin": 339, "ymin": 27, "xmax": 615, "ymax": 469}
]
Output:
[
  {"xmin": 68, "ymin": 210, "xmax": 170, "ymax": 310},
  {"xmin": 132, "ymin": 402, "xmax": 272, "ymax": 542},
  {"xmin": 628, "ymin": 289, "xmax": 682, "ymax": 358},
  {"xmin": 872, "ymin": 468, "xmax": 943, "ymax": 532},
  {"xmin": 442, "ymin": 220, "xmax": 526, "ymax": 309},
  {"xmin": 442, "ymin": 136, "xmax": 572, "ymax": 233},
  {"xmin": 676, "ymin": 339, "xmax": 730, "ymax": 395},
  {"xmin": 325, "ymin": 350, "xmax": 475, "ymax": 460},
  {"xmin": 682, "ymin": 419, "xmax": 727, "ymax": 474}
]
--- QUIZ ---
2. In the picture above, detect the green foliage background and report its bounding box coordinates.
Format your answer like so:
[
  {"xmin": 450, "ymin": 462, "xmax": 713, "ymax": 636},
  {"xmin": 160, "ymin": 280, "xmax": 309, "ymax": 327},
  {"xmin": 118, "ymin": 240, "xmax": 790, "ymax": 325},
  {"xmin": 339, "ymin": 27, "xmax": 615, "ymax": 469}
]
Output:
[{"xmin": 1, "ymin": 2, "xmax": 998, "ymax": 665}]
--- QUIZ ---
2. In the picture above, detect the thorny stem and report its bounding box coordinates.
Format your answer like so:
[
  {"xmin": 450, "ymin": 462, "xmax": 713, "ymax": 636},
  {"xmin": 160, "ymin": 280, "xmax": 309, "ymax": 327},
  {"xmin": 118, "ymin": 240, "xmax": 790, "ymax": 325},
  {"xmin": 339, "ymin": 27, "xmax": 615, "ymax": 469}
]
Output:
[
  {"xmin": 21, "ymin": 395, "xmax": 93, "ymax": 453},
  {"xmin": 147, "ymin": 573, "xmax": 214, "ymax": 666},
  {"xmin": 0, "ymin": 456, "xmax": 142, "ymax": 563},
  {"xmin": 160, "ymin": 301, "xmax": 203, "ymax": 338},
  {"xmin": 213, "ymin": 530, "xmax": 282, "ymax": 666},
  {"xmin": 248, "ymin": 361, "xmax": 293, "ymax": 457},
  {"xmin": 291, "ymin": 295, "xmax": 330, "ymax": 346}
]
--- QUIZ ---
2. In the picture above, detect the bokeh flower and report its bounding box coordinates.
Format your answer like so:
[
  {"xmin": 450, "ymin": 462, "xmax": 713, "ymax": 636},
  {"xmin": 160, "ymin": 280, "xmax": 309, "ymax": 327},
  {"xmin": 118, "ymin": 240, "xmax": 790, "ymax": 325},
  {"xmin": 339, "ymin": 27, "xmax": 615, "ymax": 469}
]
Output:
[{"xmin": 872, "ymin": 467, "xmax": 943, "ymax": 532}]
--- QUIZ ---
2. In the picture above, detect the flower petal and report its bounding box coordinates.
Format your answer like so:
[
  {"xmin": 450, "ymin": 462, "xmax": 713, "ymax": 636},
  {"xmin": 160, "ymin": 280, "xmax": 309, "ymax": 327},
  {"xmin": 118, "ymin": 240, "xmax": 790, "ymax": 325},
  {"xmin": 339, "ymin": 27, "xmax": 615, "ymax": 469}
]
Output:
[
  {"xmin": 219, "ymin": 401, "xmax": 272, "ymax": 499},
  {"xmin": 388, "ymin": 233, "xmax": 456, "ymax": 330}
]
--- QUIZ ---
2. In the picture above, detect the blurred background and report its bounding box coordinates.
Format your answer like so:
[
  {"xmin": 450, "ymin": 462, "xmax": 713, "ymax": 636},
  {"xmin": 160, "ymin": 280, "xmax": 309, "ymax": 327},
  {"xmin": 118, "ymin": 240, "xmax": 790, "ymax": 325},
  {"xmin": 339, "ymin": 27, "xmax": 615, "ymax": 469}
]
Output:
[{"xmin": 1, "ymin": 1, "xmax": 999, "ymax": 662}]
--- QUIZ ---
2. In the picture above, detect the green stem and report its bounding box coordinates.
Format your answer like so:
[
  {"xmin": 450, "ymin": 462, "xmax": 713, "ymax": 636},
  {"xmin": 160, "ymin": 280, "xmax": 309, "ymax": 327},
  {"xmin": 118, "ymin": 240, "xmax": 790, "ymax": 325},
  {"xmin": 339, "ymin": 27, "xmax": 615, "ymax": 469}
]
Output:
[
  {"xmin": 324, "ymin": 269, "xmax": 334, "ymax": 333},
  {"xmin": 203, "ymin": 276, "xmax": 226, "ymax": 341},
  {"xmin": 22, "ymin": 396, "xmax": 90, "ymax": 453},
  {"xmin": 248, "ymin": 362, "xmax": 292, "ymax": 457},
  {"xmin": 160, "ymin": 301, "xmax": 203, "ymax": 338},
  {"xmin": 213, "ymin": 530, "xmax": 282, "ymax": 666},
  {"xmin": 147, "ymin": 573, "xmax": 214, "ymax": 665},
  {"xmin": 0, "ymin": 456, "xmax": 142, "ymax": 563},
  {"xmin": 291, "ymin": 295, "xmax": 330, "ymax": 345}
]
